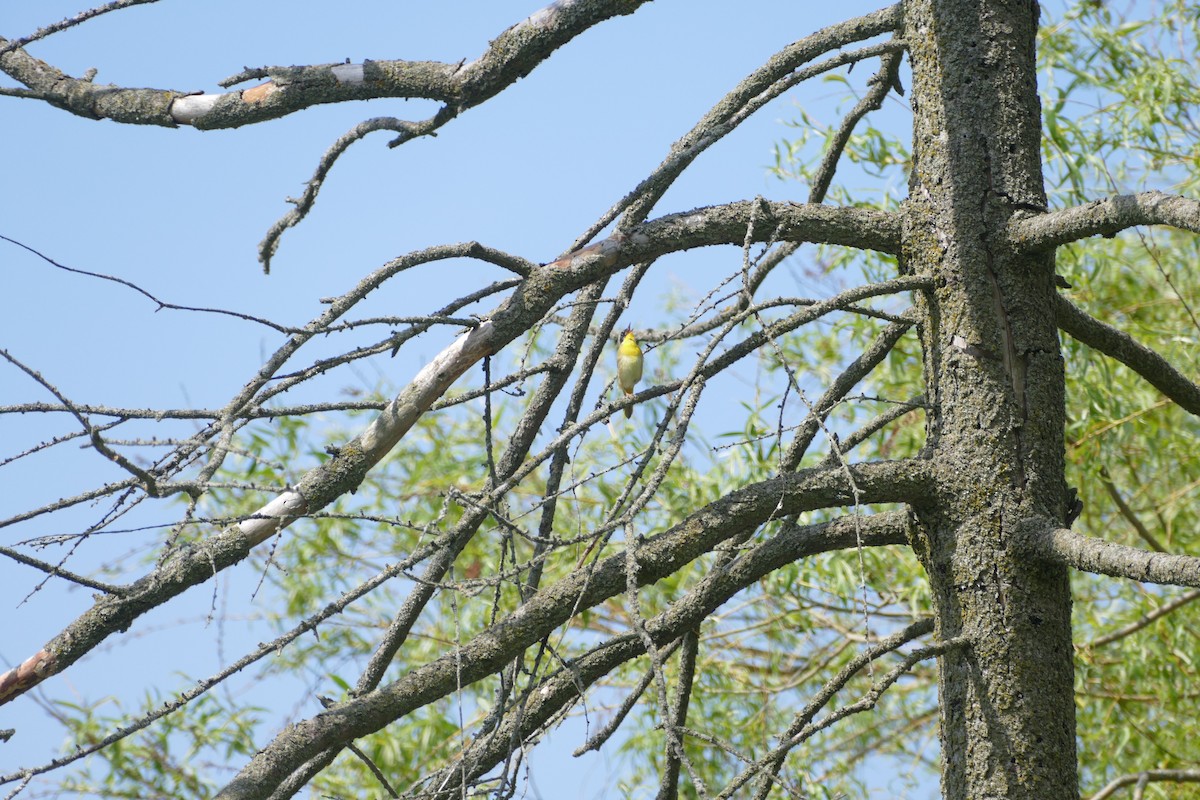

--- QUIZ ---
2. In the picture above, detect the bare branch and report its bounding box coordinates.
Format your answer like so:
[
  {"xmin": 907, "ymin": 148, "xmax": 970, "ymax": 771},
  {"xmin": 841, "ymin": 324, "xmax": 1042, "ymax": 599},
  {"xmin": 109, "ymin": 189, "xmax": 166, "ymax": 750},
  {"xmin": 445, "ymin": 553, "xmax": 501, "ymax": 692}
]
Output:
[
  {"xmin": 0, "ymin": 401, "xmax": 380, "ymax": 421},
  {"xmin": 0, "ymin": 312, "xmax": 505, "ymax": 706},
  {"xmin": 1, "ymin": 234, "xmax": 294, "ymax": 330},
  {"xmin": 586, "ymin": 4, "xmax": 904, "ymax": 240},
  {"xmin": 0, "ymin": 217, "xmax": 910, "ymax": 708},
  {"xmin": 572, "ymin": 638, "xmax": 682, "ymax": 757},
  {"xmin": 315, "ymin": 696, "xmax": 399, "ymax": 799},
  {"xmin": 808, "ymin": 49, "xmax": 904, "ymax": 204},
  {"xmin": 202, "ymin": 284, "xmax": 614, "ymax": 800},
  {"xmin": 732, "ymin": 619, "xmax": 938, "ymax": 800},
  {"xmin": 1009, "ymin": 191, "xmax": 1200, "ymax": 252},
  {"xmin": 657, "ymin": 627, "xmax": 701, "ymax": 800},
  {"xmin": 1019, "ymin": 519, "xmax": 1200, "ymax": 589},
  {"xmin": 0, "ymin": 545, "xmax": 124, "ymax": 595},
  {"xmin": 1098, "ymin": 467, "xmax": 1167, "ymax": 553},
  {"xmin": 0, "ymin": 0, "xmax": 162, "ymax": 57},
  {"xmin": 395, "ymin": 511, "xmax": 915, "ymax": 799},
  {"xmin": 1084, "ymin": 588, "xmax": 1200, "ymax": 650},
  {"xmin": 0, "ymin": 476, "xmax": 140, "ymax": 530},
  {"xmin": 214, "ymin": 462, "xmax": 932, "ymax": 798},
  {"xmin": 827, "ymin": 395, "xmax": 926, "ymax": 460},
  {"xmin": 627, "ymin": 200, "xmax": 900, "ymax": 257},
  {"xmin": 161, "ymin": 243, "xmax": 527, "ymax": 504},
  {"xmin": 625, "ymin": 532, "xmax": 709, "ymax": 799},
  {"xmin": 782, "ymin": 318, "xmax": 915, "ymax": 470},
  {"xmin": 259, "ymin": 116, "xmax": 450, "ymax": 272},
  {"xmin": 1, "ymin": 349, "xmax": 161, "ymax": 495},
  {"xmin": 1, "ymin": 243, "xmax": 520, "ymax": 531},
  {"xmin": 1088, "ymin": 769, "xmax": 1200, "ymax": 800},
  {"xmin": 0, "ymin": 524, "xmax": 475, "ymax": 787},
  {"xmin": 0, "ymin": 0, "xmax": 652, "ymax": 129},
  {"xmin": 1055, "ymin": 294, "xmax": 1200, "ymax": 416}
]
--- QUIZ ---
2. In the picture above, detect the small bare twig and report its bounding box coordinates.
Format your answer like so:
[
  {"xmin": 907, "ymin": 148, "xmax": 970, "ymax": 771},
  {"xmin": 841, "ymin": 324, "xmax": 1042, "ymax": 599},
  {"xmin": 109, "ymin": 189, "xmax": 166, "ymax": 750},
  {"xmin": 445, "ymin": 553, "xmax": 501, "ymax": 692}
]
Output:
[
  {"xmin": 1088, "ymin": 769, "xmax": 1200, "ymax": 800},
  {"xmin": 1084, "ymin": 588, "xmax": 1200, "ymax": 649},
  {"xmin": 1098, "ymin": 467, "xmax": 1167, "ymax": 552},
  {"xmin": 260, "ymin": 115, "xmax": 453, "ymax": 272},
  {"xmin": 0, "ymin": 545, "xmax": 124, "ymax": 595},
  {"xmin": 0, "ymin": 0, "xmax": 162, "ymax": 57},
  {"xmin": 1, "ymin": 234, "xmax": 293, "ymax": 333},
  {"xmin": 735, "ymin": 619, "xmax": 947, "ymax": 800}
]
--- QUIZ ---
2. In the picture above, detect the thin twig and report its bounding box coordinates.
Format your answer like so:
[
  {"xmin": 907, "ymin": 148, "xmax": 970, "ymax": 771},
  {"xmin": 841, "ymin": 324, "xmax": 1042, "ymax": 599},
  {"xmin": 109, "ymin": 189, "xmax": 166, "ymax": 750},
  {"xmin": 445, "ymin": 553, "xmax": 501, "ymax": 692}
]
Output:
[
  {"xmin": 1, "ymin": 234, "xmax": 293, "ymax": 333},
  {"xmin": 0, "ymin": 0, "xmax": 162, "ymax": 57},
  {"xmin": 1085, "ymin": 588, "xmax": 1200, "ymax": 649}
]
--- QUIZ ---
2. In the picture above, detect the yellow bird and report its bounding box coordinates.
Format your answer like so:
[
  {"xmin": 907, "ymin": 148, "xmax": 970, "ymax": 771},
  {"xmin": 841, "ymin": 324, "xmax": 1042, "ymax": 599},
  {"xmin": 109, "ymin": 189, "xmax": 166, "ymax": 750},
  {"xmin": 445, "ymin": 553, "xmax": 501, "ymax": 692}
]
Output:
[{"xmin": 616, "ymin": 327, "xmax": 644, "ymax": 418}]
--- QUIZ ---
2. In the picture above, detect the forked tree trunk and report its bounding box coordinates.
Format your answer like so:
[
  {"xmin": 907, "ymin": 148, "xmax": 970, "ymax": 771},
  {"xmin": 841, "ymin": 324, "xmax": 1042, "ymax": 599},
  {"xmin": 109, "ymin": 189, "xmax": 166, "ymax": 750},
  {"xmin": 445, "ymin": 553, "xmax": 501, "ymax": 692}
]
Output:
[{"xmin": 902, "ymin": 1, "xmax": 1079, "ymax": 797}]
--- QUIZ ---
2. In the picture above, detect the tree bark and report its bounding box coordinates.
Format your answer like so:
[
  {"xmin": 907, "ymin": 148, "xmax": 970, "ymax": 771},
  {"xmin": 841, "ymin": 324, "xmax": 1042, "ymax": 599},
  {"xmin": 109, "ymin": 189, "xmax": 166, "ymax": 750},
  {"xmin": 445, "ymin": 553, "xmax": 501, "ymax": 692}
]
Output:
[{"xmin": 902, "ymin": 1, "xmax": 1079, "ymax": 798}]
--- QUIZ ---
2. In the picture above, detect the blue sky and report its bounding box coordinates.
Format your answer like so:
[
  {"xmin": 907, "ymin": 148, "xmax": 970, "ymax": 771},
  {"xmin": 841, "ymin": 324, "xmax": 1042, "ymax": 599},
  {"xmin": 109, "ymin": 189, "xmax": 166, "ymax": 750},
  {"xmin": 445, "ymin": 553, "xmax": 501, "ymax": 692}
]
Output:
[{"xmin": 2, "ymin": 1, "xmax": 922, "ymax": 795}]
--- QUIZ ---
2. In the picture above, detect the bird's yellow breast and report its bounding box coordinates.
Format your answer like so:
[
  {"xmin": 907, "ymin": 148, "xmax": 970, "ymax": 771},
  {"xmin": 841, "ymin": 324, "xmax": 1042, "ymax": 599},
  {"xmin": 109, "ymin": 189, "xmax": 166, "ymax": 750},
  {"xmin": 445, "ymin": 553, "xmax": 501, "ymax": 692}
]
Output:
[{"xmin": 617, "ymin": 333, "xmax": 643, "ymax": 392}]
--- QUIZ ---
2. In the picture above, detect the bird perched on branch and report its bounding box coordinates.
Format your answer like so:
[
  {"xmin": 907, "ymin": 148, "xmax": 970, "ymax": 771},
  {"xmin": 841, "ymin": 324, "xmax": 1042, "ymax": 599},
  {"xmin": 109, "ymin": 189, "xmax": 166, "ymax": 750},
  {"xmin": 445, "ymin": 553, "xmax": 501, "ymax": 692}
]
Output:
[{"xmin": 616, "ymin": 327, "xmax": 644, "ymax": 419}]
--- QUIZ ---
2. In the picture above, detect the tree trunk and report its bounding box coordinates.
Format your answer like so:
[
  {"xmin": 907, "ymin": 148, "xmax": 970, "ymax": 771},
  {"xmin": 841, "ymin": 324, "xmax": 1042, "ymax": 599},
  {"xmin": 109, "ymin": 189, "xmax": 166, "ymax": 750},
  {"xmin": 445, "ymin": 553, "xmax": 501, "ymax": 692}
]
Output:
[{"xmin": 902, "ymin": 1, "xmax": 1079, "ymax": 797}]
